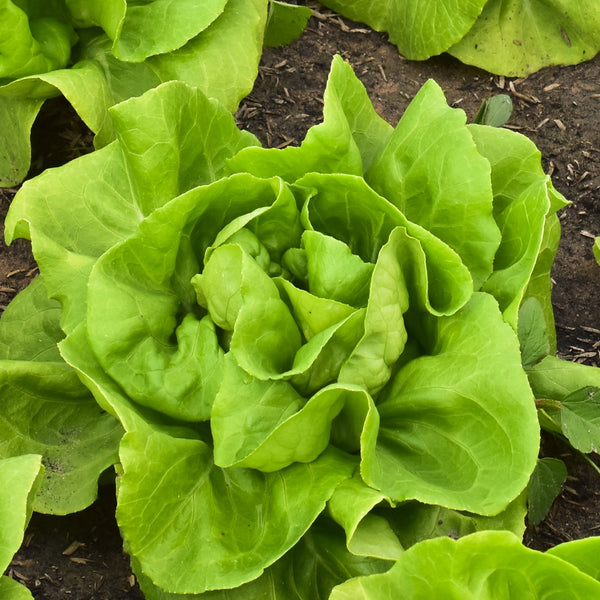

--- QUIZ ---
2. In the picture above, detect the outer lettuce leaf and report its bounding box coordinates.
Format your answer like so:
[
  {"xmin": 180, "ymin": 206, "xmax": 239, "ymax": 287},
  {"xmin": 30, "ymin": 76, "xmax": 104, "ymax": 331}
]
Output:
[
  {"xmin": 132, "ymin": 519, "xmax": 390, "ymax": 600},
  {"xmin": 470, "ymin": 124, "xmax": 569, "ymax": 329},
  {"xmin": 366, "ymin": 80, "xmax": 499, "ymax": 290},
  {"xmin": 361, "ymin": 293, "xmax": 539, "ymax": 515},
  {"xmin": 329, "ymin": 531, "xmax": 600, "ymax": 599},
  {"xmin": 226, "ymin": 54, "xmax": 394, "ymax": 181},
  {"xmin": 548, "ymin": 536, "xmax": 600, "ymax": 582},
  {"xmin": 316, "ymin": 0, "xmax": 487, "ymax": 60},
  {"xmin": 449, "ymin": 0, "xmax": 600, "ymax": 76},
  {"xmin": 117, "ymin": 417, "xmax": 356, "ymax": 593},
  {"xmin": 0, "ymin": 454, "xmax": 43, "ymax": 600},
  {"xmin": 65, "ymin": 0, "xmax": 228, "ymax": 62},
  {"xmin": 0, "ymin": 0, "xmax": 266, "ymax": 186},
  {"xmin": 0, "ymin": 278, "xmax": 122, "ymax": 514},
  {"xmin": 5, "ymin": 80, "xmax": 258, "ymax": 333}
]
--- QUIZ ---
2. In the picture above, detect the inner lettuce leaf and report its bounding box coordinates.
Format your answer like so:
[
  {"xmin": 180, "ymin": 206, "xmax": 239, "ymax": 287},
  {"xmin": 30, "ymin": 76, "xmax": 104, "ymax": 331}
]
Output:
[
  {"xmin": 3, "ymin": 56, "xmax": 561, "ymax": 595},
  {"xmin": 0, "ymin": 1, "xmax": 76, "ymax": 79},
  {"xmin": 0, "ymin": 0, "xmax": 267, "ymax": 186}
]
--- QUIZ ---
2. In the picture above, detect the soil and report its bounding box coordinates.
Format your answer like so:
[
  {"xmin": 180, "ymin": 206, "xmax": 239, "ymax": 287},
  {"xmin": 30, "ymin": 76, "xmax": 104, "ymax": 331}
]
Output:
[{"xmin": 3, "ymin": 3, "xmax": 600, "ymax": 598}]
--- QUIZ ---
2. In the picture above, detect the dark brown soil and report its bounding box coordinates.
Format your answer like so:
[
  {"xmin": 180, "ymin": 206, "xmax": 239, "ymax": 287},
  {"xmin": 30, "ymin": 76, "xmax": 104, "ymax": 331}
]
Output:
[{"xmin": 3, "ymin": 3, "xmax": 600, "ymax": 597}]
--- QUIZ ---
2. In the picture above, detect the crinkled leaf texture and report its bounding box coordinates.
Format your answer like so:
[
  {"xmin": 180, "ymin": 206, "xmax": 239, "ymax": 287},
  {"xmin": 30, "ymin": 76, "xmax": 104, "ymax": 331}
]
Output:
[
  {"xmin": 4, "ymin": 56, "xmax": 557, "ymax": 595},
  {"xmin": 329, "ymin": 531, "xmax": 600, "ymax": 599},
  {"xmin": 0, "ymin": 0, "xmax": 267, "ymax": 186},
  {"xmin": 0, "ymin": 454, "xmax": 43, "ymax": 600}
]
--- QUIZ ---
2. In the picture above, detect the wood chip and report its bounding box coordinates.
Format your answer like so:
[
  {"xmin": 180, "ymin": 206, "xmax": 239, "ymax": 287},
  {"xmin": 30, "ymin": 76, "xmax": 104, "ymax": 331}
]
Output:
[
  {"xmin": 69, "ymin": 557, "xmax": 91, "ymax": 565},
  {"xmin": 580, "ymin": 230, "xmax": 596, "ymax": 239},
  {"xmin": 378, "ymin": 64, "xmax": 387, "ymax": 82},
  {"xmin": 62, "ymin": 540, "xmax": 85, "ymax": 556},
  {"xmin": 543, "ymin": 82, "xmax": 561, "ymax": 92},
  {"xmin": 554, "ymin": 118, "xmax": 566, "ymax": 131}
]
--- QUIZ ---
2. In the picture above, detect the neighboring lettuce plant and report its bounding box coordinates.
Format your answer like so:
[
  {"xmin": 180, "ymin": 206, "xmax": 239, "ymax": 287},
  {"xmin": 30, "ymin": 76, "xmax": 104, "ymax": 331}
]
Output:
[
  {"xmin": 0, "ymin": 454, "xmax": 43, "ymax": 600},
  {"xmin": 317, "ymin": 0, "xmax": 600, "ymax": 76},
  {"xmin": 3, "ymin": 56, "xmax": 568, "ymax": 596},
  {"xmin": 330, "ymin": 531, "xmax": 600, "ymax": 599},
  {"xmin": 0, "ymin": 0, "xmax": 310, "ymax": 187}
]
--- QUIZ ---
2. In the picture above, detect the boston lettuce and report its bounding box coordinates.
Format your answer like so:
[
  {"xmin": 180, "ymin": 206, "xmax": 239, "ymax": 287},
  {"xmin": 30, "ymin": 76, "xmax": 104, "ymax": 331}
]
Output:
[
  {"xmin": 318, "ymin": 0, "xmax": 600, "ymax": 76},
  {"xmin": 0, "ymin": 0, "xmax": 270, "ymax": 186},
  {"xmin": 3, "ymin": 56, "xmax": 566, "ymax": 595}
]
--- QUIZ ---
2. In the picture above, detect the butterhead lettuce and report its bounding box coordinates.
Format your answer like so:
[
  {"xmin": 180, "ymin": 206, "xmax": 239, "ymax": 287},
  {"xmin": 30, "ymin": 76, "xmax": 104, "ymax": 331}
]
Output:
[{"xmin": 3, "ymin": 56, "xmax": 566, "ymax": 596}]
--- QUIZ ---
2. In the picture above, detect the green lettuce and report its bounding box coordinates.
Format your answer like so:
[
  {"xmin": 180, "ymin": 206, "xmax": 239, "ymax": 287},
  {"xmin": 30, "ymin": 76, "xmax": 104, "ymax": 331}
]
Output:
[
  {"xmin": 0, "ymin": 0, "xmax": 269, "ymax": 186},
  {"xmin": 329, "ymin": 530, "xmax": 600, "ymax": 599},
  {"xmin": 3, "ymin": 56, "xmax": 564, "ymax": 595},
  {"xmin": 318, "ymin": 0, "xmax": 600, "ymax": 76},
  {"xmin": 0, "ymin": 454, "xmax": 43, "ymax": 600}
]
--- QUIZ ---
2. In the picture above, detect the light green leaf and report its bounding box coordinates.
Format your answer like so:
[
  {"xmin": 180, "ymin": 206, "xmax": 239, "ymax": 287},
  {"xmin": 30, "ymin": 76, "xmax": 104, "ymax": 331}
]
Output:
[
  {"xmin": 87, "ymin": 175, "xmax": 295, "ymax": 420},
  {"xmin": 0, "ymin": 454, "xmax": 43, "ymax": 574},
  {"xmin": 362, "ymin": 293, "xmax": 539, "ymax": 515},
  {"xmin": 366, "ymin": 80, "xmax": 499, "ymax": 289},
  {"xmin": 212, "ymin": 353, "xmax": 367, "ymax": 471},
  {"xmin": 132, "ymin": 518, "xmax": 390, "ymax": 600},
  {"xmin": 328, "ymin": 474, "xmax": 402, "ymax": 560},
  {"xmin": 0, "ymin": 576, "xmax": 34, "ymax": 600},
  {"xmin": 470, "ymin": 123, "xmax": 565, "ymax": 329},
  {"xmin": 226, "ymin": 54, "xmax": 393, "ymax": 181},
  {"xmin": 0, "ymin": 0, "xmax": 266, "ymax": 185},
  {"xmin": 302, "ymin": 231, "xmax": 374, "ymax": 308},
  {"xmin": 66, "ymin": 0, "xmax": 228, "ymax": 62},
  {"xmin": 317, "ymin": 0, "xmax": 488, "ymax": 60},
  {"xmin": 330, "ymin": 531, "xmax": 600, "ymax": 599},
  {"xmin": 548, "ymin": 536, "xmax": 600, "ymax": 582},
  {"xmin": 0, "ymin": 2, "xmax": 75, "ymax": 79},
  {"xmin": 450, "ymin": 0, "xmax": 600, "ymax": 76},
  {"xmin": 0, "ymin": 279, "xmax": 122, "ymax": 514},
  {"xmin": 5, "ymin": 81, "xmax": 257, "ymax": 333},
  {"xmin": 117, "ymin": 420, "xmax": 355, "ymax": 594}
]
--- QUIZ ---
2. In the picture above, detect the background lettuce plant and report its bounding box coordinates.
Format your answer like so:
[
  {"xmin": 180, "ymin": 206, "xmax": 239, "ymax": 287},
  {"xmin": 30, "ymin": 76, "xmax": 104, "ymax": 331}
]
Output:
[
  {"xmin": 2, "ymin": 56, "xmax": 572, "ymax": 596},
  {"xmin": 330, "ymin": 531, "xmax": 600, "ymax": 599},
  {"xmin": 0, "ymin": 454, "xmax": 43, "ymax": 600},
  {"xmin": 317, "ymin": 0, "xmax": 600, "ymax": 76},
  {"xmin": 0, "ymin": 0, "xmax": 310, "ymax": 187}
]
